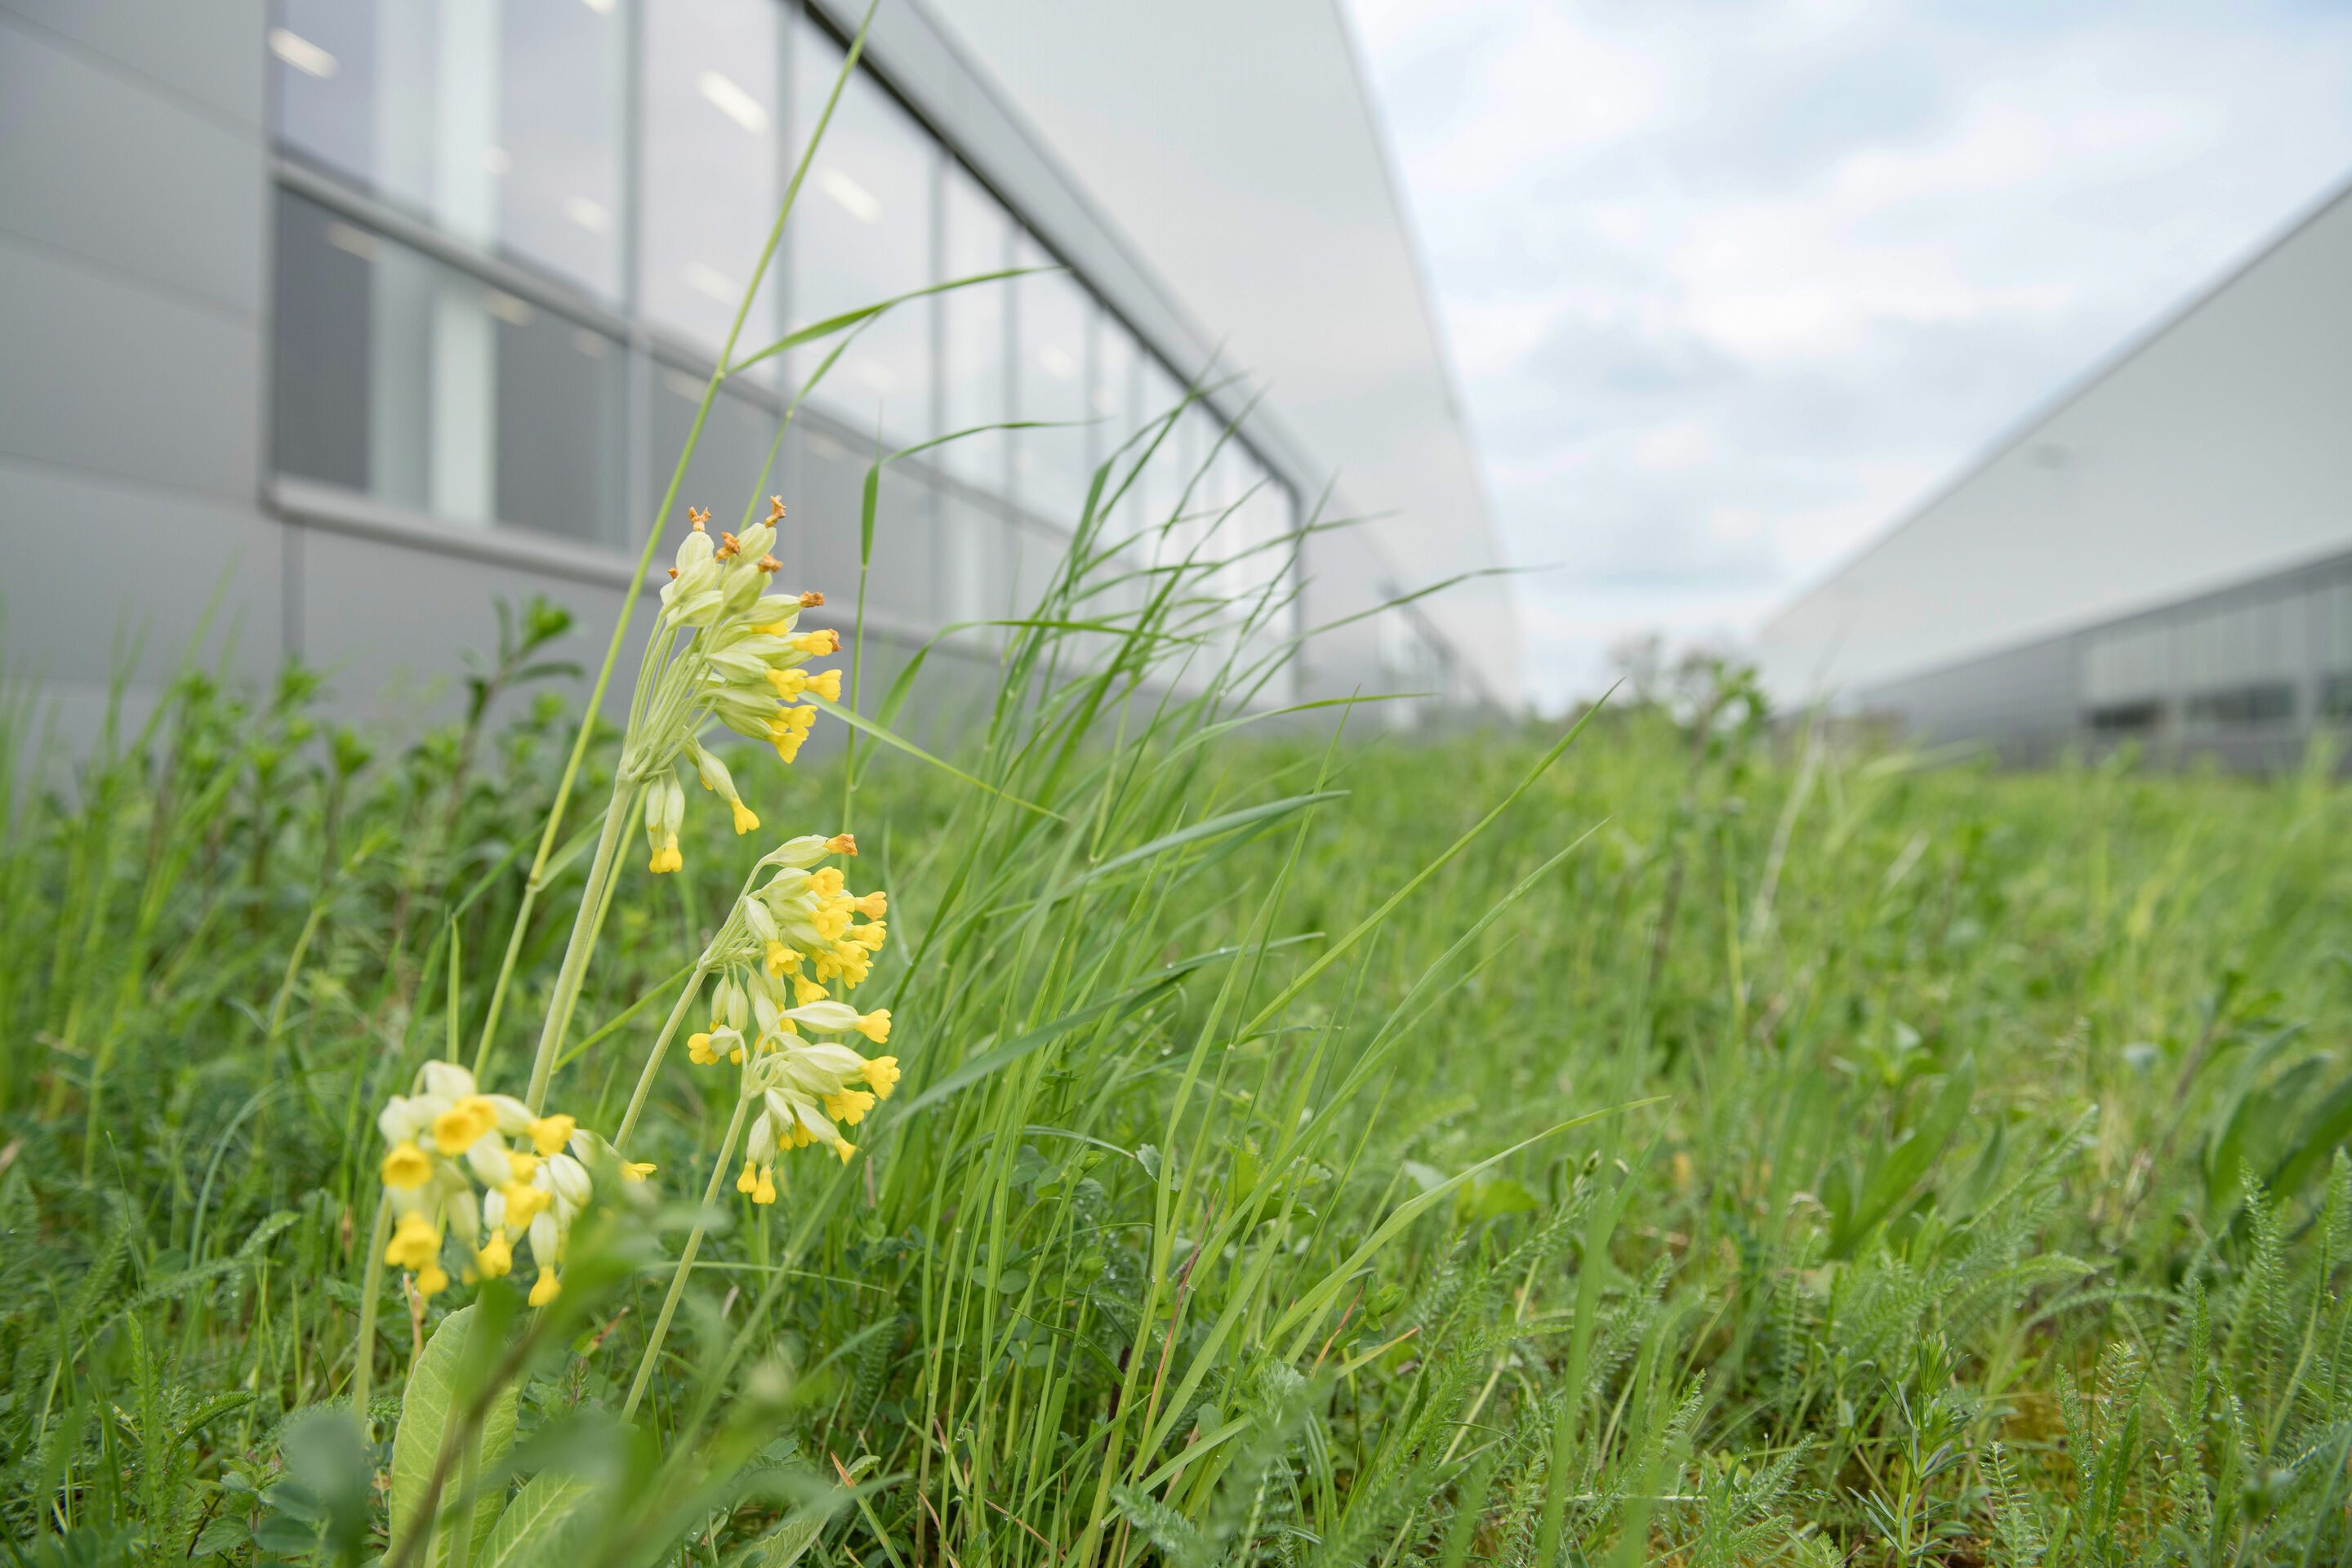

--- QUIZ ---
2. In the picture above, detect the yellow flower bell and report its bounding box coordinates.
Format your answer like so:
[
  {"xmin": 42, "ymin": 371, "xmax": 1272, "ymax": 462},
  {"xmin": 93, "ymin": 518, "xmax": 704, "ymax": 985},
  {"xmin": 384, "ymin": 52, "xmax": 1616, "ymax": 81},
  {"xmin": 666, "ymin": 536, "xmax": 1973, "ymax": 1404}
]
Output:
[
  {"xmin": 386, "ymin": 1212, "xmax": 440, "ymax": 1269},
  {"xmin": 381, "ymin": 1142, "xmax": 431, "ymax": 1189}
]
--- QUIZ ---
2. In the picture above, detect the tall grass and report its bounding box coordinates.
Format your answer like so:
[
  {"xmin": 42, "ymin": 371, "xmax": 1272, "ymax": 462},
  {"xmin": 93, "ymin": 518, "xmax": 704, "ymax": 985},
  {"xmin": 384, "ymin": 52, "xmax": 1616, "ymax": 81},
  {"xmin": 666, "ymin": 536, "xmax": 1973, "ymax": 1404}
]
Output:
[
  {"xmin": 9, "ymin": 515, "xmax": 2352, "ymax": 1565},
  {"xmin": 9, "ymin": 24, "xmax": 2352, "ymax": 1566}
]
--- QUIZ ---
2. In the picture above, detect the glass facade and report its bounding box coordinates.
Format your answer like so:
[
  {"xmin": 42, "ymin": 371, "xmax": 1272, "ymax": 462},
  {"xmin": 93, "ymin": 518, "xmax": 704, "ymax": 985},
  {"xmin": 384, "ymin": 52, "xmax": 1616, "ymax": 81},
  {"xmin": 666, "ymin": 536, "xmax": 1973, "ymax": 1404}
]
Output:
[
  {"xmin": 2078, "ymin": 572, "xmax": 2352, "ymax": 737},
  {"xmin": 265, "ymin": 1, "xmax": 1296, "ymax": 668}
]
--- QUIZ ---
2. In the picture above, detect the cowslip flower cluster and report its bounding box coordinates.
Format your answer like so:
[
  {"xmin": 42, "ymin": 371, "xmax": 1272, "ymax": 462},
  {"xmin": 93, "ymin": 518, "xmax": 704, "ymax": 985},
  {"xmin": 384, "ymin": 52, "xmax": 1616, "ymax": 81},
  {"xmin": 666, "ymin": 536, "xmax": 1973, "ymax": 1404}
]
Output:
[
  {"xmin": 376, "ymin": 1062, "xmax": 650, "ymax": 1305},
  {"xmin": 635, "ymin": 500, "xmax": 845, "ymax": 876},
  {"xmin": 682, "ymin": 836, "xmax": 898, "ymax": 1194}
]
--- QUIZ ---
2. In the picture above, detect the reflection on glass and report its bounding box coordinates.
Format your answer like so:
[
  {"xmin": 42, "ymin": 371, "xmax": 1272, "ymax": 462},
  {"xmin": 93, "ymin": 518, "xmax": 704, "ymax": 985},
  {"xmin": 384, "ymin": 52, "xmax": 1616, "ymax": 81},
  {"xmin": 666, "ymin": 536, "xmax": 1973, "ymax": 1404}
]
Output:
[
  {"xmin": 642, "ymin": 0, "xmax": 781, "ymax": 371},
  {"xmin": 652, "ymin": 363, "xmax": 784, "ymax": 560},
  {"xmin": 274, "ymin": 190, "xmax": 626, "ymax": 545},
  {"xmin": 791, "ymin": 20, "xmax": 933, "ymax": 441},
  {"xmin": 1133, "ymin": 357, "xmax": 1187, "ymax": 567},
  {"xmin": 1090, "ymin": 314, "xmax": 1141, "ymax": 527},
  {"xmin": 1014, "ymin": 235, "xmax": 1093, "ymax": 526},
  {"xmin": 940, "ymin": 163, "xmax": 1011, "ymax": 488},
  {"xmin": 270, "ymin": 0, "xmax": 625, "ymax": 299}
]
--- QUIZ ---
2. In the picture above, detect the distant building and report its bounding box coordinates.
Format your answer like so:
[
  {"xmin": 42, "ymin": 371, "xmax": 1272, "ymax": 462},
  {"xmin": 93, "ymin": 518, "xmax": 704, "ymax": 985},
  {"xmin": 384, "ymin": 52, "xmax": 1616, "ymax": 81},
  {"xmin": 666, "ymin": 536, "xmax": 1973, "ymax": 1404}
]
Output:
[
  {"xmin": 1, "ymin": 0, "xmax": 1514, "ymax": 740},
  {"xmin": 1756, "ymin": 175, "xmax": 2352, "ymax": 768}
]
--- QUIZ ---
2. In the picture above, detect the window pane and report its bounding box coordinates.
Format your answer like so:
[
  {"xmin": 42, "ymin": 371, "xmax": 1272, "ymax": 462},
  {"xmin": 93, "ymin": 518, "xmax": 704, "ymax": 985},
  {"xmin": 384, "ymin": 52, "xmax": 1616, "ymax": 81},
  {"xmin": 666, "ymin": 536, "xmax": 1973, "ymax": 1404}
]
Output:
[
  {"xmin": 642, "ymin": 0, "xmax": 782, "ymax": 372},
  {"xmin": 1013, "ymin": 236, "xmax": 1092, "ymax": 526},
  {"xmin": 1091, "ymin": 313, "xmax": 1142, "ymax": 531},
  {"xmin": 273, "ymin": 189, "xmax": 626, "ymax": 546},
  {"xmin": 1134, "ymin": 359, "xmax": 1188, "ymax": 567},
  {"xmin": 497, "ymin": 0, "xmax": 626, "ymax": 298},
  {"xmin": 939, "ymin": 163, "xmax": 1011, "ymax": 488},
  {"xmin": 651, "ymin": 363, "xmax": 785, "ymax": 559},
  {"xmin": 790, "ymin": 21, "xmax": 933, "ymax": 443},
  {"xmin": 270, "ymin": 0, "xmax": 625, "ymax": 300}
]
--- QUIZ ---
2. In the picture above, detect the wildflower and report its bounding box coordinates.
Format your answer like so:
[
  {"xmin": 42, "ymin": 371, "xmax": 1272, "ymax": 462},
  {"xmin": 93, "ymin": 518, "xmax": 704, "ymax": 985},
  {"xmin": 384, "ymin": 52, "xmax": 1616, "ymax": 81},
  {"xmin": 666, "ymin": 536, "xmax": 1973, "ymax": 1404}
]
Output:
[
  {"xmin": 686, "ymin": 736, "xmax": 760, "ymax": 835},
  {"xmin": 768, "ymin": 666, "xmax": 842, "ymax": 703},
  {"xmin": 382, "ymin": 1142, "xmax": 430, "ymax": 1189},
  {"xmin": 387, "ymin": 1212, "xmax": 439, "ymax": 1269},
  {"xmin": 373, "ymin": 1060, "xmax": 611, "ymax": 1305},
  {"xmin": 645, "ymin": 772, "xmax": 685, "ymax": 874}
]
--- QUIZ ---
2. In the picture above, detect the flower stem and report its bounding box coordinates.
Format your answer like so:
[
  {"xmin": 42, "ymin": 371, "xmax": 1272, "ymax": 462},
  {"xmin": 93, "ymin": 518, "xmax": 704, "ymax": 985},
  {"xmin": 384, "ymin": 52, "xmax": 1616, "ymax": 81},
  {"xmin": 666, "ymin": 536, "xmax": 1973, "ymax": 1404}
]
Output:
[
  {"xmin": 621, "ymin": 1093, "xmax": 751, "ymax": 1420},
  {"xmin": 523, "ymin": 776, "xmax": 634, "ymax": 1114},
  {"xmin": 615, "ymin": 964, "xmax": 711, "ymax": 1152},
  {"xmin": 351, "ymin": 1196, "xmax": 392, "ymax": 1424}
]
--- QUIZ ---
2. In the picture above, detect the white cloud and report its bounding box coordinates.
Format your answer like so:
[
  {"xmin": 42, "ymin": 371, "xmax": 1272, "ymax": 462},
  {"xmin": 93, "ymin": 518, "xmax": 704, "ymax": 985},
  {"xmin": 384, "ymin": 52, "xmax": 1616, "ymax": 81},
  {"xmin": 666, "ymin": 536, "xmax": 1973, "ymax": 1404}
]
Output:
[{"xmin": 1348, "ymin": 0, "xmax": 2352, "ymax": 712}]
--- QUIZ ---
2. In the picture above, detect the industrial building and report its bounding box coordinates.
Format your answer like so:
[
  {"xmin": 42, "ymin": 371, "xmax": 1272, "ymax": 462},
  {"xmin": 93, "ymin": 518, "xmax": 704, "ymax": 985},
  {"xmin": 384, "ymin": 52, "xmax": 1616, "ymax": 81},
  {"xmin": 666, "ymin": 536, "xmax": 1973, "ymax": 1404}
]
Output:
[
  {"xmin": 1755, "ymin": 174, "xmax": 2352, "ymax": 768},
  {"xmin": 0, "ymin": 0, "xmax": 1515, "ymax": 743}
]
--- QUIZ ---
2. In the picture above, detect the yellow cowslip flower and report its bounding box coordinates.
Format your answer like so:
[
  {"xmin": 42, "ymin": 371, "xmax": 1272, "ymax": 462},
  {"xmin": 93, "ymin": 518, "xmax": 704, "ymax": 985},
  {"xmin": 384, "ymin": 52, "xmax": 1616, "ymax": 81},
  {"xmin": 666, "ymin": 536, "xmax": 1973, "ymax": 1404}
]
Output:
[
  {"xmin": 766, "ymin": 708, "xmax": 817, "ymax": 763},
  {"xmin": 386, "ymin": 1212, "xmax": 439, "ymax": 1269},
  {"xmin": 622, "ymin": 1160, "xmax": 656, "ymax": 1181},
  {"xmin": 865, "ymin": 1056, "xmax": 901, "ymax": 1099},
  {"xmin": 850, "ymin": 921, "xmax": 888, "ymax": 951},
  {"xmin": 501, "ymin": 1182, "xmax": 553, "ymax": 1229},
  {"xmin": 793, "ymin": 975, "xmax": 827, "ymax": 1006},
  {"xmin": 376, "ymin": 1062, "xmax": 612, "ymax": 1306},
  {"xmin": 764, "ymin": 940, "xmax": 794, "ymax": 977},
  {"xmin": 430, "ymin": 1096, "xmax": 498, "ymax": 1153},
  {"xmin": 767, "ymin": 666, "xmax": 842, "ymax": 703},
  {"xmin": 853, "ymin": 1009, "xmax": 890, "ymax": 1044},
  {"xmin": 529, "ymin": 1270, "xmax": 561, "ymax": 1306},
  {"xmin": 823, "ymin": 1088, "xmax": 875, "ymax": 1125},
  {"xmin": 382, "ymin": 1142, "xmax": 431, "ymax": 1189},
  {"xmin": 853, "ymin": 892, "xmax": 887, "ymax": 918},
  {"xmin": 685, "ymin": 735, "xmax": 761, "ymax": 837}
]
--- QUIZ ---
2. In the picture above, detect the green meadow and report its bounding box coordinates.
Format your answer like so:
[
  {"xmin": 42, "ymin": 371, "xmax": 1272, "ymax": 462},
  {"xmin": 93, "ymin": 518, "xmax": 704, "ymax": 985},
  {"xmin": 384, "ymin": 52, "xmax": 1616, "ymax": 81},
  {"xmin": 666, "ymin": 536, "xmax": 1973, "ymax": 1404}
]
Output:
[
  {"xmin": 7, "ymin": 24, "xmax": 2350, "ymax": 1566},
  {"xmin": 5, "ymin": 584, "xmax": 2352, "ymax": 1564}
]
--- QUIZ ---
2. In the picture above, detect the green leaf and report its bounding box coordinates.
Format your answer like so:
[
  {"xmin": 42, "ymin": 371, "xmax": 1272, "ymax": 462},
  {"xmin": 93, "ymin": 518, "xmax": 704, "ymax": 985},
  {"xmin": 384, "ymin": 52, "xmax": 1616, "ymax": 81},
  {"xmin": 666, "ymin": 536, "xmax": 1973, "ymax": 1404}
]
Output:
[
  {"xmin": 191, "ymin": 1516, "xmax": 251, "ymax": 1558},
  {"xmin": 1829, "ymin": 1056, "xmax": 1977, "ymax": 1259},
  {"xmin": 1461, "ymin": 1176, "xmax": 1541, "ymax": 1224},
  {"xmin": 1074, "ymin": 792, "xmax": 1348, "ymax": 886},
  {"xmin": 251, "ymin": 1511, "xmax": 318, "ymax": 1555},
  {"xmin": 800, "ymin": 696, "xmax": 1067, "ymax": 822},
  {"xmin": 388, "ymin": 1305, "xmax": 523, "ymax": 1568},
  {"xmin": 475, "ymin": 1472, "xmax": 598, "ymax": 1568}
]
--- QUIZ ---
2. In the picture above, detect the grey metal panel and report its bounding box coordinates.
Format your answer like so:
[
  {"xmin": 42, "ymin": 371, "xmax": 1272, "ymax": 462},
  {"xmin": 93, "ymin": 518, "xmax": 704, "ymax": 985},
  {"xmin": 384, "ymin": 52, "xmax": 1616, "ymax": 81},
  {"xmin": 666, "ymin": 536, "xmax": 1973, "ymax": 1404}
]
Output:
[
  {"xmin": 1862, "ymin": 631, "xmax": 2082, "ymax": 766},
  {"xmin": 293, "ymin": 523, "xmax": 641, "ymax": 730},
  {"xmin": 0, "ymin": 237, "xmax": 261, "ymax": 501},
  {"xmin": 1, "ymin": 0, "xmax": 263, "ymax": 131},
  {"xmin": 1761, "ymin": 176, "xmax": 2352, "ymax": 702},
  {"xmin": 0, "ymin": 19, "xmax": 265, "ymax": 315},
  {"xmin": 0, "ymin": 456, "xmax": 283, "ymax": 694}
]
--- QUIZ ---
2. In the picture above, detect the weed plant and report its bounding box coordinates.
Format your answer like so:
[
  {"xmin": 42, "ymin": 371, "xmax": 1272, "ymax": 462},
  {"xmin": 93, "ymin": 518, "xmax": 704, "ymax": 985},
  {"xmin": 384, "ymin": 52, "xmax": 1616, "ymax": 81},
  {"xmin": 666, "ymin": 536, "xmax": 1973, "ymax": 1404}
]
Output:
[{"xmin": 9, "ymin": 27, "xmax": 2352, "ymax": 1568}]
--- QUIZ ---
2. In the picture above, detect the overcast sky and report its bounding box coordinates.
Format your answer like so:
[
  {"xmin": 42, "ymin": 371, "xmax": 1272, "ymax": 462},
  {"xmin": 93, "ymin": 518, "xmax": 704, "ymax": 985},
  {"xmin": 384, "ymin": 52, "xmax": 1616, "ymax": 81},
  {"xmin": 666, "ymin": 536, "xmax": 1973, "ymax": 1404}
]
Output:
[{"xmin": 1344, "ymin": 0, "xmax": 2352, "ymax": 712}]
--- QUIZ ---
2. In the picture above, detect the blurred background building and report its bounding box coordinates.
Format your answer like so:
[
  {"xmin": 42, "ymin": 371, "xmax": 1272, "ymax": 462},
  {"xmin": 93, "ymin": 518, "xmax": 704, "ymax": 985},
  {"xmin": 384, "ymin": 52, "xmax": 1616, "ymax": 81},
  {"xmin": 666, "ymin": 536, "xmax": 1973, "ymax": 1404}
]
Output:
[
  {"xmin": 1757, "ymin": 176, "xmax": 2352, "ymax": 768},
  {"xmin": 0, "ymin": 0, "xmax": 1514, "ymax": 741}
]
